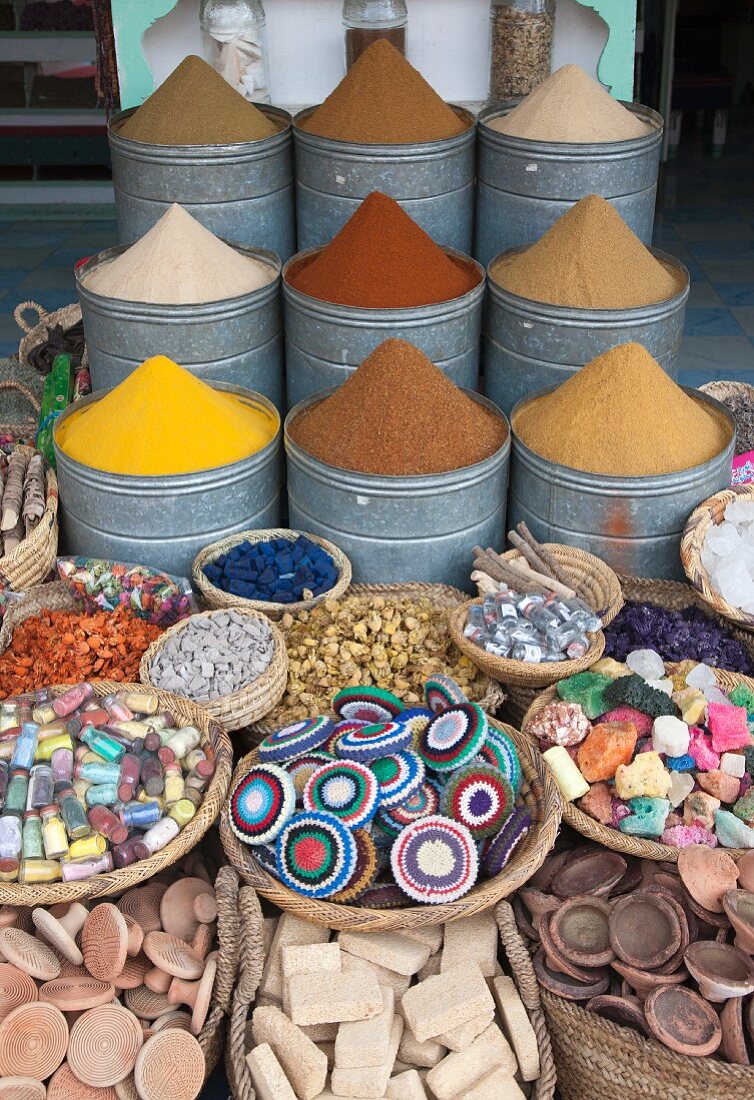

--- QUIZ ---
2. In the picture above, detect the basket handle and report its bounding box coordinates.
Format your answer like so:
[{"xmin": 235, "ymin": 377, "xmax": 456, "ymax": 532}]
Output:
[
  {"xmin": 0, "ymin": 380, "xmax": 42, "ymax": 416},
  {"xmin": 14, "ymin": 301, "xmax": 48, "ymax": 335},
  {"xmin": 225, "ymin": 884, "xmax": 265, "ymax": 1100},
  {"xmin": 212, "ymin": 865, "xmax": 241, "ymax": 1016}
]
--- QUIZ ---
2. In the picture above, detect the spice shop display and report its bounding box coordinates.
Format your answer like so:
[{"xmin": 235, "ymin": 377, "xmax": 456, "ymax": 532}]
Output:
[
  {"xmin": 604, "ymin": 600, "xmax": 753, "ymax": 674},
  {"xmin": 203, "ymin": 534, "xmax": 340, "ymax": 605},
  {"xmin": 57, "ymin": 558, "xmax": 195, "ymax": 627},
  {"xmin": 344, "ymin": 0, "xmax": 408, "ymax": 70},
  {"xmin": 200, "ymin": 0, "xmax": 271, "ymax": 105},
  {"xmin": 489, "ymin": 0, "xmax": 554, "ymax": 103}
]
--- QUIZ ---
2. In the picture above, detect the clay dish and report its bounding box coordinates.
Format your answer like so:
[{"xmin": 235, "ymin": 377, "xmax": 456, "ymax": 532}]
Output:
[
  {"xmin": 636, "ymin": 887, "xmax": 690, "ymax": 974},
  {"xmin": 192, "ymin": 894, "xmax": 217, "ymax": 926},
  {"xmin": 538, "ymin": 913, "xmax": 607, "ymax": 983},
  {"xmin": 609, "ymin": 893, "xmax": 681, "ymax": 970},
  {"xmin": 142, "ymin": 933, "xmax": 204, "ymax": 981},
  {"xmin": 684, "ymin": 891, "xmax": 730, "ymax": 928},
  {"xmin": 610, "ymin": 960, "xmax": 688, "ymax": 1002},
  {"xmin": 68, "ymin": 1005, "xmax": 144, "ymax": 1088},
  {"xmin": 82, "ymin": 904, "xmax": 128, "ymax": 982},
  {"xmin": 533, "ymin": 948, "xmax": 609, "ymax": 1000},
  {"xmin": 169, "ymin": 952, "xmax": 217, "ymax": 1035},
  {"xmin": 114, "ymin": 1072, "xmax": 140, "ymax": 1100},
  {"xmin": 585, "ymin": 994, "xmax": 649, "ymax": 1036},
  {"xmin": 0, "ymin": 965, "xmax": 37, "ymax": 1022},
  {"xmin": 551, "ymin": 850, "xmax": 627, "ymax": 899},
  {"xmin": 677, "ymin": 846, "xmax": 739, "ymax": 914},
  {"xmin": 159, "ymin": 879, "xmax": 214, "ymax": 942},
  {"xmin": 48, "ymin": 1061, "xmax": 119, "ymax": 1100},
  {"xmin": 39, "ymin": 976, "xmax": 114, "ymax": 1012},
  {"xmin": 722, "ymin": 889, "xmax": 754, "ymax": 954},
  {"xmin": 737, "ymin": 850, "xmax": 754, "ymax": 893},
  {"xmin": 720, "ymin": 995, "xmax": 750, "ymax": 1066},
  {"xmin": 134, "ymin": 1028, "xmax": 205, "ymax": 1100},
  {"xmin": 122, "ymin": 916, "xmax": 144, "ymax": 959},
  {"xmin": 151, "ymin": 1011, "xmax": 193, "ymax": 1033},
  {"xmin": 32, "ymin": 904, "xmax": 87, "ymax": 967},
  {"xmin": 610, "ymin": 858, "xmax": 644, "ymax": 897},
  {"xmin": 0, "ymin": 928, "xmax": 60, "ymax": 981},
  {"xmin": 527, "ymin": 850, "xmax": 571, "ymax": 893},
  {"xmin": 644, "ymin": 985, "xmax": 722, "ymax": 1057},
  {"xmin": 519, "ymin": 889, "xmax": 560, "ymax": 932},
  {"xmin": 550, "ymin": 897, "xmax": 614, "ymax": 968},
  {"xmin": 0, "ymin": 1002, "xmax": 68, "ymax": 1079},
  {"xmin": 684, "ymin": 941, "xmax": 754, "ymax": 1002},
  {"xmin": 0, "ymin": 1077, "xmax": 47, "ymax": 1100},
  {"xmin": 117, "ymin": 887, "xmax": 164, "ymax": 935},
  {"xmin": 144, "ymin": 968, "xmax": 172, "ymax": 995},
  {"xmin": 124, "ymin": 985, "xmax": 172, "ymax": 1021},
  {"xmin": 190, "ymin": 924, "xmax": 213, "ymax": 961},
  {"xmin": 512, "ymin": 895, "xmax": 539, "ymax": 942},
  {"xmin": 113, "ymin": 952, "xmax": 150, "ymax": 993}
]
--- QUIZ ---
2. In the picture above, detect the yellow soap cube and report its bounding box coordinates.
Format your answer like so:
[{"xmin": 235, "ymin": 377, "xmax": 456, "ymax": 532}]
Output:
[
  {"xmin": 672, "ymin": 687, "xmax": 707, "ymax": 727},
  {"xmin": 614, "ymin": 751, "xmax": 671, "ymax": 800}
]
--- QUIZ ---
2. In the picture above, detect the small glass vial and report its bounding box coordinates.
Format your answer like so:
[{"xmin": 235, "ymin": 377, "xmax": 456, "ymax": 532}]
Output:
[
  {"xmin": 112, "ymin": 836, "xmax": 143, "ymax": 869},
  {"xmin": 77, "ymin": 762, "xmax": 121, "ymax": 786},
  {"xmin": 60, "ymin": 852, "xmax": 113, "ymax": 882},
  {"xmin": 163, "ymin": 764, "xmax": 185, "ymax": 806},
  {"xmin": 200, "ymin": 0, "xmax": 271, "ymax": 104},
  {"xmin": 489, "ymin": 0, "xmax": 554, "ymax": 103},
  {"xmin": 141, "ymin": 756, "xmax": 164, "ymax": 797},
  {"xmin": 343, "ymin": 0, "xmax": 407, "ymax": 69},
  {"xmin": 0, "ymin": 761, "xmax": 9, "ymax": 811},
  {"xmin": 4, "ymin": 771, "xmax": 29, "ymax": 817},
  {"xmin": 102, "ymin": 693, "xmax": 133, "ymax": 723},
  {"xmin": 0, "ymin": 703, "xmax": 19, "ymax": 734},
  {"xmin": 120, "ymin": 691, "xmax": 158, "ymax": 716},
  {"xmin": 58, "ymin": 786, "xmax": 91, "ymax": 840},
  {"xmin": 0, "ymin": 814, "xmax": 22, "ymax": 859},
  {"xmin": 120, "ymin": 801, "xmax": 162, "ymax": 829},
  {"xmin": 22, "ymin": 811, "xmax": 44, "ymax": 860},
  {"xmin": 81, "ymin": 726, "xmax": 125, "ymax": 764},
  {"xmin": 117, "ymin": 754, "xmax": 141, "ymax": 803},
  {"xmin": 11, "ymin": 723, "xmax": 38, "ymax": 772},
  {"xmin": 88, "ymin": 805, "xmax": 129, "ymax": 846},
  {"xmin": 159, "ymin": 726, "xmax": 201, "ymax": 765},
  {"xmin": 168, "ymin": 799, "xmax": 196, "ymax": 828},
  {"xmin": 41, "ymin": 805, "xmax": 69, "ymax": 860},
  {"xmin": 29, "ymin": 765, "xmax": 54, "ymax": 811},
  {"xmin": 133, "ymin": 816, "xmax": 179, "ymax": 860},
  {"xmin": 85, "ymin": 783, "xmax": 119, "ymax": 808},
  {"xmin": 53, "ymin": 682, "xmax": 93, "ymax": 718},
  {"xmin": 51, "ymin": 747, "xmax": 74, "ymax": 786},
  {"xmin": 35, "ymin": 734, "xmax": 74, "ymax": 762},
  {"xmin": 19, "ymin": 858, "xmax": 61, "ymax": 883},
  {"xmin": 69, "ymin": 833, "xmax": 107, "ymax": 859}
]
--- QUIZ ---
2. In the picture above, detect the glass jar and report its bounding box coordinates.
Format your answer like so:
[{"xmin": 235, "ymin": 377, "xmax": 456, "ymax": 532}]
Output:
[
  {"xmin": 200, "ymin": 0, "xmax": 271, "ymax": 104},
  {"xmin": 343, "ymin": 0, "xmax": 407, "ymax": 70},
  {"xmin": 489, "ymin": 0, "xmax": 554, "ymax": 104}
]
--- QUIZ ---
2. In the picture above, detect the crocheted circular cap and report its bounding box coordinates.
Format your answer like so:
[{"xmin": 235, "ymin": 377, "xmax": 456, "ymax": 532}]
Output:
[
  {"xmin": 424, "ymin": 674, "xmax": 468, "ymax": 714},
  {"xmin": 276, "ymin": 811, "xmax": 357, "ymax": 898},
  {"xmin": 354, "ymin": 882, "xmax": 411, "ymax": 909},
  {"xmin": 418, "ymin": 703, "xmax": 488, "ymax": 772},
  {"xmin": 369, "ymin": 750, "xmax": 425, "ymax": 808},
  {"xmin": 378, "ymin": 778, "xmax": 441, "ymax": 832},
  {"xmin": 333, "ymin": 686, "xmax": 403, "ymax": 724},
  {"xmin": 477, "ymin": 727, "xmax": 522, "ymax": 794},
  {"xmin": 481, "ymin": 807, "xmax": 532, "ymax": 878},
  {"xmin": 251, "ymin": 843, "xmax": 282, "ymax": 880},
  {"xmin": 441, "ymin": 764, "xmax": 515, "ymax": 839},
  {"xmin": 228, "ymin": 764, "xmax": 295, "ymax": 845},
  {"xmin": 336, "ymin": 721, "xmax": 412, "ymax": 762},
  {"xmin": 284, "ymin": 751, "xmax": 334, "ymax": 800},
  {"xmin": 326, "ymin": 719, "xmax": 369, "ymax": 756},
  {"xmin": 258, "ymin": 716, "xmax": 334, "ymax": 763},
  {"xmin": 394, "ymin": 707, "xmax": 434, "ymax": 748},
  {"xmin": 330, "ymin": 829, "xmax": 379, "ymax": 903},
  {"xmin": 303, "ymin": 760, "xmax": 380, "ymax": 829},
  {"xmin": 391, "ymin": 815, "xmax": 478, "ymax": 904}
]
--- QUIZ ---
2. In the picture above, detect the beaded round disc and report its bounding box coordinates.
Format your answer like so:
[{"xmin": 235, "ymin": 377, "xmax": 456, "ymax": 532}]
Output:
[
  {"xmin": 354, "ymin": 882, "xmax": 411, "ymax": 909},
  {"xmin": 303, "ymin": 760, "xmax": 380, "ymax": 828},
  {"xmin": 326, "ymin": 720, "xmax": 367, "ymax": 756},
  {"xmin": 391, "ymin": 815, "xmax": 478, "ymax": 904},
  {"xmin": 330, "ymin": 829, "xmax": 379, "ymax": 903},
  {"xmin": 418, "ymin": 703, "xmax": 488, "ymax": 772},
  {"xmin": 333, "ymin": 686, "xmax": 403, "ymax": 724},
  {"xmin": 369, "ymin": 750, "xmax": 425, "ymax": 808},
  {"xmin": 252, "ymin": 843, "xmax": 282, "ymax": 880},
  {"xmin": 482, "ymin": 807, "xmax": 532, "ymax": 878},
  {"xmin": 284, "ymin": 751, "xmax": 333, "ymax": 799},
  {"xmin": 424, "ymin": 674, "xmax": 468, "ymax": 714},
  {"xmin": 258, "ymin": 717, "xmax": 334, "ymax": 763},
  {"xmin": 276, "ymin": 811, "xmax": 357, "ymax": 898},
  {"xmin": 378, "ymin": 778, "xmax": 441, "ymax": 832},
  {"xmin": 477, "ymin": 727, "xmax": 522, "ymax": 794},
  {"xmin": 441, "ymin": 764, "xmax": 514, "ymax": 839},
  {"xmin": 394, "ymin": 707, "xmax": 433, "ymax": 746},
  {"xmin": 337, "ymin": 721, "xmax": 412, "ymax": 762},
  {"xmin": 228, "ymin": 764, "xmax": 295, "ymax": 846}
]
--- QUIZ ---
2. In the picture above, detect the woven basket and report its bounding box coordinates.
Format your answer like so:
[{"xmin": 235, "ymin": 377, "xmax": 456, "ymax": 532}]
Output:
[
  {"xmin": 220, "ymin": 718, "xmax": 562, "ymax": 932},
  {"xmin": 0, "ymin": 446, "xmax": 59, "ymax": 592},
  {"xmin": 521, "ymin": 667, "xmax": 753, "ymax": 863},
  {"xmin": 0, "ymin": 678, "xmax": 232, "ymax": 906},
  {"xmin": 15, "ymin": 300, "xmax": 85, "ymax": 369},
  {"xmin": 196, "ymin": 863, "xmax": 241, "ymax": 1080},
  {"xmin": 192, "ymin": 529, "xmax": 352, "ymax": 620},
  {"xmin": 541, "ymin": 988, "xmax": 752, "ymax": 1100},
  {"xmin": 0, "ymin": 380, "xmax": 41, "ymax": 442},
  {"xmin": 700, "ymin": 379, "xmax": 754, "ymax": 454},
  {"xmin": 0, "ymin": 579, "xmax": 75, "ymax": 653},
  {"xmin": 139, "ymin": 606, "xmax": 289, "ymax": 733},
  {"xmin": 681, "ymin": 485, "xmax": 754, "ymax": 632}
]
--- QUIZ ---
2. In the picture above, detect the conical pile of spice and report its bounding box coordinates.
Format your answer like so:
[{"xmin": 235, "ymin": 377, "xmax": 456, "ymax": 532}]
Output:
[
  {"xmin": 289, "ymin": 338, "xmax": 506, "ymax": 475},
  {"xmin": 287, "ymin": 192, "xmax": 479, "ymax": 307},
  {"xmin": 490, "ymin": 195, "xmax": 683, "ymax": 309},
  {"xmin": 118, "ymin": 55, "xmax": 278, "ymax": 145},
  {"xmin": 56, "ymin": 354, "xmax": 277, "ymax": 476},
  {"xmin": 83, "ymin": 203, "xmax": 275, "ymax": 305},
  {"xmin": 489, "ymin": 64, "xmax": 650, "ymax": 143},
  {"xmin": 300, "ymin": 39, "xmax": 468, "ymax": 144},
  {"xmin": 513, "ymin": 342, "xmax": 730, "ymax": 476}
]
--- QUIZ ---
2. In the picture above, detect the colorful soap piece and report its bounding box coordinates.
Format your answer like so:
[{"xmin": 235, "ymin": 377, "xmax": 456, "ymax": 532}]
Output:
[
  {"xmin": 276, "ymin": 811, "xmax": 358, "ymax": 897},
  {"xmin": 614, "ymin": 751, "xmax": 671, "ymax": 801},
  {"xmin": 525, "ymin": 702, "xmax": 591, "ymax": 748},
  {"xmin": 258, "ymin": 717, "xmax": 335, "ymax": 763},
  {"xmin": 708, "ymin": 703, "xmax": 751, "ymax": 753},
  {"xmin": 333, "ymin": 686, "xmax": 403, "ymax": 724},
  {"xmin": 441, "ymin": 765, "xmax": 514, "ymax": 839},
  {"xmin": 577, "ymin": 722, "xmax": 637, "ymax": 782},
  {"xmin": 369, "ymin": 751, "xmax": 425, "ymax": 808},
  {"xmin": 419, "ymin": 704, "xmax": 488, "ymax": 772},
  {"xmin": 391, "ymin": 816, "xmax": 478, "ymax": 904},
  {"xmin": 618, "ymin": 796, "xmax": 671, "ymax": 837},
  {"xmin": 303, "ymin": 760, "xmax": 380, "ymax": 828},
  {"xmin": 556, "ymin": 672, "xmax": 613, "ymax": 720},
  {"xmin": 228, "ymin": 764, "xmax": 295, "ymax": 845},
  {"xmin": 604, "ymin": 674, "xmax": 679, "ymax": 719}
]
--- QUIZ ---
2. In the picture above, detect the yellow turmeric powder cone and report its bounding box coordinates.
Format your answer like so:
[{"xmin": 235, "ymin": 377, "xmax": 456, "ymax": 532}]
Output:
[{"xmin": 56, "ymin": 355, "xmax": 278, "ymax": 476}]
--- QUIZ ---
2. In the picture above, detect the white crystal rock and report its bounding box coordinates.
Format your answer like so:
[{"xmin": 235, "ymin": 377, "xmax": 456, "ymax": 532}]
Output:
[
  {"xmin": 626, "ymin": 649, "xmax": 665, "ymax": 681},
  {"xmin": 725, "ymin": 499, "xmax": 754, "ymax": 524},
  {"xmin": 703, "ymin": 685, "xmax": 730, "ymax": 705},
  {"xmin": 705, "ymin": 522, "xmax": 741, "ymax": 558},
  {"xmin": 720, "ymin": 752, "xmax": 746, "ymax": 778},
  {"xmin": 646, "ymin": 678, "xmax": 674, "ymax": 696},
  {"xmin": 652, "ymin": 715, "xmax": 691, "ymax": 757},
  {"xmin": 686, "ymin": 662, "xmax": 717, "ymax": 692},
  {"xmin": 713, "ymin": 554, "xmax": 754, "ymax": 609},
  {"xmin": 668, "ymin": 771, "xmax": 695, "ymax": 809}
]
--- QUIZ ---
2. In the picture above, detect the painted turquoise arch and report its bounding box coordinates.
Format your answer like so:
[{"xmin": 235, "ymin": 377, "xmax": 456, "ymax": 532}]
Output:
[{"xmin": 574, "ymin": 0, "xmax": 637, "ymax": 101}]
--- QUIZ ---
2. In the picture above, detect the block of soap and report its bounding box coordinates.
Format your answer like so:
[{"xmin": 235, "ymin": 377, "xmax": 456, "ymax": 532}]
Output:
[
  {"xmin": 246, "ymin": 1043, "xmax": 297, "ymax": 1100},
  {"xmin": 542, "ymin": 745, "xmax": 590, "ymax": 801},
  {"xmin": 465, "ymin": 1067, "xmax": 528, "ymax": 1100},
  {"xmin": 339, "ymin": 931, "xmax": 431, "ymax": 977},
  {"xmin": 288, "ymin": 970, "xmax": 383, "ymax": 1026},
  {"xmin": 437, "ymin": 1010, "xmax": 494, "ymax": 1052},
  {"xmin": 386, "ymin": 1069, "xmax": 427, "ymax": 1099},
  {"xmin": 252, "ymin": 1005, "xmax": 327, "ymax": 1100},
  {"xmin": 260, "ymin": 913, "xmax": 330, "ymax": 1001},
  {"xmin": 440, "ymin": 910, "xmax": 498, "ymax": 978},
  {"xmin": 426, "ymin": 1023, "xmax": 517, "ymax": 1100},
  {"xmin": 398, "ymin": 1031, "xmax": 446, "ymax": 1068},
  {"xmin": 491, "ymin": 975, "xmax": 540, "ymax": 1081},
  {"xmin": 330, "ymin": 1016, "xmax": 403, "ymax": 1099},
  {"xmin": 341, "ymin": 950, "xmax": 411, "ymax": 997},
  {"xmin": 335, "ymin": 987, "xmax": 395, "ymax": 1069},
  {"xmin": 401, "ymin": 964, "xmax": 495, "ymax": 1044},
  {"xmin": 399, "ymin": 926, "xmax": 444, "ymax": 955}
]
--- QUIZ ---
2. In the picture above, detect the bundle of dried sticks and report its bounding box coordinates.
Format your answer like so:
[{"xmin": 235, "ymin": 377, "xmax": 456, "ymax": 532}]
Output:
[{"xmin": 471, "ymin": 522, "xmax": 593, "ymax": 604}]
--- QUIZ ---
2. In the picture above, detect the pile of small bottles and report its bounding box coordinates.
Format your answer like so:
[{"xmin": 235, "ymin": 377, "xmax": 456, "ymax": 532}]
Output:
[
  {"xmin": 463, "ymin": 586, "xmax": 602, "ymax": 663},
  {"xmin": 0, "ymin": 682, "xmax": 215, "ymax": 884}
]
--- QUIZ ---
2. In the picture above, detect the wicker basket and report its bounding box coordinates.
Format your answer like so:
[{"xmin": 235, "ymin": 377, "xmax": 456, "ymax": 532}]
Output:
[
  {"xmin": 488, "ymin": 544, "xmax": 624, "ymax": 625},
  {"xmin": 681, "ymin": 485, "xmax": 754, "ymax": 633},
  {"xmin": 700, "ymin": 379, "xmax": 754, "ymax": 454},
  {"xmin": 521, "ymin": 668, "xmax": 753, "ymax": 863},
  {"xmin": 0, "ymin": 679, "xmax": 232, "ymax": 906},
  {"xmin": 139, "ymin": 606, "xmax": 289, "ymax": 733},
  {"xmin": 192, "ymin": 528, "xmax": 352, "ymax": 620},
  {"xmin": 0, "ymin": 446, "xmax": 59, "ymax": 592},
  {"xmin": 196, "ymin": 863, "xmax": 241, "ymax": 1081},
  {"xmin": 541, "ymin": 988, "xmax": 752, "ymax": 1100},
  {"xmin": 221, "ymin": 718, "xmax": 562, "ymax": 932},
  {"xmin": 15, "ymin": 300, "xmax": 84, "ymax": 369},
  {"xmin": 0, "ymin": 580, "xmax": 75, "ymax": 653},
  {"xmin": 0, "ymin": 380, "xmax": 41, "ymax": 442}
]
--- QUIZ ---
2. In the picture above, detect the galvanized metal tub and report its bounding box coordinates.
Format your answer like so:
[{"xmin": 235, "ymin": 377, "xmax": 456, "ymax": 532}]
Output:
[
  {"xmin": 285, "ymin": 389, "xmax": 510, "ymax": 589},
  {"xmin": 54, "ymin": 384, "xmax": 283, "ymax": 577},
  {"xmin": 283, "ymin": 247, "xmax": 485, "ymax": 408},
  {"xmin": 508, "ymin": 386, "xmax": 735, "ymax": 580},
  {"xmin": 293, "ymin": 106, "xmax": 476, "ymax": 253},
  {"xmin": 108, "ymin": 105, "xmax": 296, "ymax": 262},
  {"xmin": 76, "ymin": 244, "xmax": 284, "ymax": 409},
  {"xmin": 484, "ymin": 248, "xmax": 689, "ymax": 417},
  {"xmin": 474, "ymin": 102, "xmax": 663, "ymax": 268}
]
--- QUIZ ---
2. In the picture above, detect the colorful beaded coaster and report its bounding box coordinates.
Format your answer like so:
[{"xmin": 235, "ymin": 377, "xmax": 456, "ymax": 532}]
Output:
[
  {"xmin": 330, "ymin": 829, "xmax": 379, "ymax": 903},
  {"xmin": 378, "ymin": 778, "xmax": 441, "ymax": 833},
  {"xmin": 424, "ymin": 674, "xmax": 468, "ymax": 714},
  {"xmin": 227, "ymin": 764, "xmax": 295, "ymax": 845},
  {"xmin": 258, "ymin": 716, "xmax": 334, "ymax": 763},
  {"xmin": 303, "ymin": 760, "xmax": 380, "ymax": 829},
  {"xmin": 394, "ymin": 707, "xmax": 434, "ymax": 746},
  {"xmin": 336, "ymin": 720, "xmax": 412, "ymax": 762},
  {"xmin": 333, "ymin": 686, "xmax": 403, "ymax": 724},
  {"xmin": 354, "ymin": 882, "xmax": 410, "ymax": 909},
  {"xmin": 477, "ymin": 727, "xmax": 522, "ymax": 794},
  {"xmin": 369, "ymin": 750, "xmax": 425, "ymax": 808},
  {"xmin": 326, "ymin": 719, "xmax": 368, "ymax": 756},
  {"xmin": 481, "ymin": 807, "xmax": 532, "ymax": 878},
  {"xmin": 391, "ymin": 815, "xmax": 478, "ymax": 904},
  {"xmin": 252, "ymin": 843, "xmax": 283, "ymax": 881},
  {"xmin": 441, "ymin": 764, "xmax": 515, "ymax": 839},
  {"xmin": 285, "ymin": 751, "xmax": 334, "ymax": 799},
  {"xmin": 418, "ymin": 703, "xmax": 488, "ymax": 772},
  {"xmin": 275, "ymin": 811, "xmax": 357, "ymax": 898}
]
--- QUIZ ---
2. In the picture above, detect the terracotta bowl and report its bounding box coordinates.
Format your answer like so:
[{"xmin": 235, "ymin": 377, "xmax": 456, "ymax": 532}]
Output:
[
  {"xmin": 684, "ymin": 941, "xmax": 754, "ymax": 1002},
  {"xmin": 585, "ymin": 993, "xmax": 649, "ymax": 1036},
  {"xmin": 723, "ymin": 889, "xmax": 754, "ymax": 954},
  {"xmin": 551, "ymin": 850, "xmax": 627, "ymax": 899},
  {"xmin": 720, "ymin": 995, "xmax": 750, "ymax": 1066},
  {"xmin": 644, "ymin": 985, "xmax": 722, "ymax": 1057},
  {"xmin": 550, "ymin": 897, "xmax": 614, "ymax": 969},
  {"xmin": 611, "ymin": 960, "xmax": 688, "ymax": 1002},
  {"xmin": 609, "ymin": 893, "xmax": 682, "ymax": 970}
]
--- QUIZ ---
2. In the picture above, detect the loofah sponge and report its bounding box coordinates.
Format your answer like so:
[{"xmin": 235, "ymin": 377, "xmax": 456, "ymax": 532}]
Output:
[
  {"xmin": 556, "ymin": 671, "xmax": 613, "ymax": 719},
  {"xmin": 707, "ymin": 702, "xmax": 751, "ymax": 753},
  {"xmin": 729, "ymin": 684, "xmax": 754, "ymax": 713},
  {"xmin": 603, "ymin": 673, "xmax": 679, "ymax": 719},
  {"xmin": 618, "ymin": 796, "xmax": 671, "ymax": 837}
]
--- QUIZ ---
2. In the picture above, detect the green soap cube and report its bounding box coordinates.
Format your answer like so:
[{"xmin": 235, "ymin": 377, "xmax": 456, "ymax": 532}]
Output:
[
  {"xmin": 730, "ymin": 684, "xmax": 754, "ymax": 714},
  {"xmin": 618, "ymin": 796, "xmax": 671, "ymax": 838},
  {"xmin": 556, "ymin": 671, "xmax": 613, "ymax": 719},
  {"xmin": 733, "ymin": 790, "xmax": 754, "ymax": 823},
  {"xmin": 604, "ymin": 674, "xmax": 679, "ymax": 719}
]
